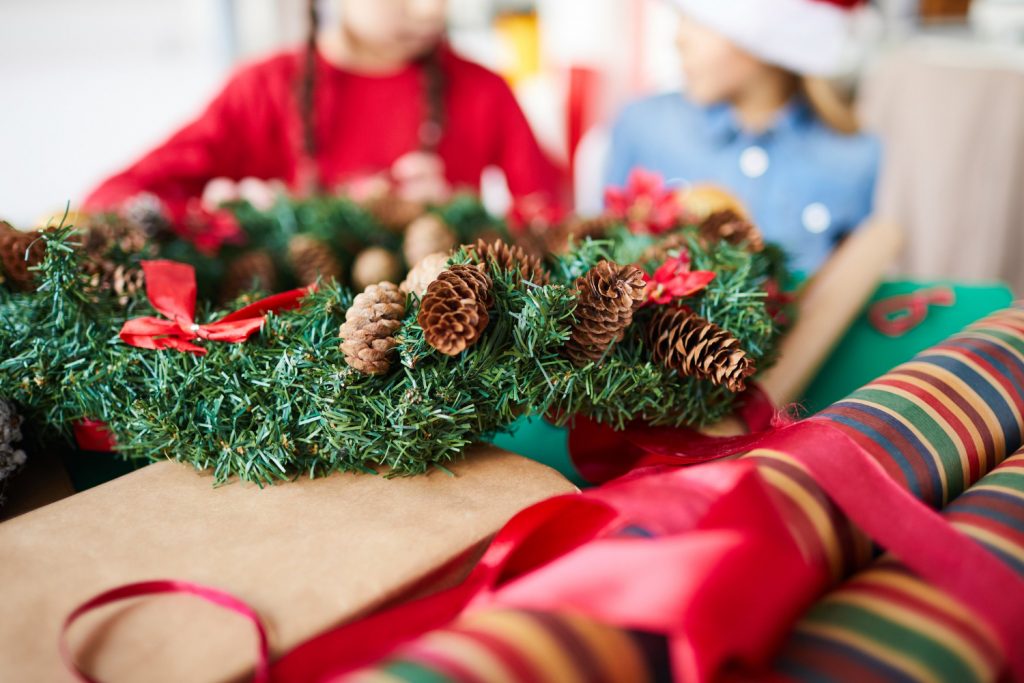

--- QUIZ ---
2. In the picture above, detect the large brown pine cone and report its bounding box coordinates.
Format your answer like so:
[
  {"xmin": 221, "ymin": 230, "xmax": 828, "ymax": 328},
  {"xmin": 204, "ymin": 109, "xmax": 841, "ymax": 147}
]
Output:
[
  {"xmin": 564, "ymin": 260, "xmax": 647, "ymax": 366},
  {"xmin": 220, "ymin": 250, "xmax": 278, "ymax": 303},
  {"xmin": 288, "ymin": 234, "xmax": 344, "ymax": 286},
  {"xmin": 417, "ymin": 264, "xmax": 493, "ymax": 356},
  {"xmin": 647, "ymin": 307, "xmax": 755, "ymax": 392},
  {"xmin": 0, "ymin": 224, "xmax": 46, "ymax": 291},
  {"xmin": 403, "ymin": 214, "xmax": 457, "ymax": 268},
  {"xmin": 698, "ymin": 210, "xmax": 764, "ymax": 252},
  {"xmin": 464, "ymin": 238, "xmax": 550, "ymax": 285},
  {"xmin": 339, "ymin": 282, "xmax": 407, "ymax": 375}
]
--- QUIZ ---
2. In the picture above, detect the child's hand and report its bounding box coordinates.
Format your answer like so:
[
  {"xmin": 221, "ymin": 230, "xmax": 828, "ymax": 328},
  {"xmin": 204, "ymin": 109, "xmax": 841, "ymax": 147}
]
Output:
[
  {"xmin": 201, "ymin": 177, "xmax": 284, "ymax": 211},
  {"xmin": 390, "ymin": 152, "xmax": 451, "ymax": 204}
]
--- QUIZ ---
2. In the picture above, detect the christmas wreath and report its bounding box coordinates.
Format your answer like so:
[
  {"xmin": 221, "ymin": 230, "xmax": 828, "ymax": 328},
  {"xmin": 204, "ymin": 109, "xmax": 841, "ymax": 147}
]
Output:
[{"xmin": 0, "ymin": 172, "xmax": 793, "ymax": 483}]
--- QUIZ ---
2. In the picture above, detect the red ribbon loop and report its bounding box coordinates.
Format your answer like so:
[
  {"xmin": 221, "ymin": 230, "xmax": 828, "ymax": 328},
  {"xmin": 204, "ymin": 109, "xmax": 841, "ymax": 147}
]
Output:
[
  {"xmin": 118, "ymin": 260, "xmax": 312, "ymax": 355},
  {"xmin": 868, "ymin": 285, "xmax": 956, "ymax": 337},
  {"xmin": 60, "ymin": 580, "xmax": 270, "ymax": 683}
]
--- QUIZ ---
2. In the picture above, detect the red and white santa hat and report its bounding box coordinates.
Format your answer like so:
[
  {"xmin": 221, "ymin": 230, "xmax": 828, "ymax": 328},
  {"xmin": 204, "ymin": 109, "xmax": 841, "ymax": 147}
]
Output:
[{"xmin": 671, "ymin": 0, "xmax": 875, "ymax": 76}]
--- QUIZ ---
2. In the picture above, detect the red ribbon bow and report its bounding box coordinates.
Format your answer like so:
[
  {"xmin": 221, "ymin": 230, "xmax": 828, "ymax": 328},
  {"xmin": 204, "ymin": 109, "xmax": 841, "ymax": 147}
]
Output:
[{"xmin": 119, "ymin": 260, "xmax": 312, "ymax": 356}]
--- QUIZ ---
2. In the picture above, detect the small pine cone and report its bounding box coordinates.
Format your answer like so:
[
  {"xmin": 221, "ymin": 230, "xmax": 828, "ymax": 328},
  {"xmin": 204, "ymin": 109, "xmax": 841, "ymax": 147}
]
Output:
[
  {"xmin": 339, "ymin": 282, "xmax": 406, "ymax": 375},
  {"xmin": 403, "ymin": 214, "xmax": 457, "ymax": 268},
  {"xmin": 638, "ymin": 231, "xmax": 691, "ymax": 265},
  {"xmin": 647, "ymin": 307, "xmax": 755, "ymax": 392},
  {"xmin": 417, "ymin": 264, "xmax": 493, "ymax": 356},
  {"xmin": 698, "ymin": 210, "xmax": 764, "ymax": 252},
  {"xmin": 220, "ymin": 250, "xmax": 277, "ymax": 303},
  {"xmin": 365, "ymin": 193, "xmax": 425, "ymax": 233},
  {"xmin": 352, "ymin": 246, "xmax": 403, "ymax": 291},
  {"xmin": 288, "ymin": 234, "xmax": 344, "ymax": 287},
  {"xmin": 107, "ymin": 264, "xmax": 146, "ymax": 306},
  {"xmin": 400, "ymin": 251, "xmax": 449, "ymax": 297},
  {"xmin": 0, "ymin": 224, "xmax": 45, "ymax": 291},
  {"xmin": 80, "ymin": 215, "xmax": 148, "ymax": 259},
  {"xmin": 535, "ymin": 215, "xmax": 618, "ymax": 257},
  {"xmin": 464, "ymin": 238, "xmax": 550, "ymax": 285},
  {"xmin": 564, "ymin": 260, "xmax": 647, "ymax": 366},
  {"xmin": 83, "ymin": 260, "xmax": 146, "ymax": 306},
  {"xmin": 123, "ymin": 193, "xmax": 173, "ymax": 239}
]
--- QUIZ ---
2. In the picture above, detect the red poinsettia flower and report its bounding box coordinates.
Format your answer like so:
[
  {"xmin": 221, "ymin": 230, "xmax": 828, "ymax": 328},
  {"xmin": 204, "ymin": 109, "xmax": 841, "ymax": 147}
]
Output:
[
  {"xmin": 604, "ymin": 169, "xmax": 682, "ymax": 235},
  {"xmin": 506, "ymin": 193, "xmax": 566, "ymax": 235},
  {"xmin": 643, "ymin": 253, "xmax": 716, "ymax": 305},
  {"xmin": 179, "ymin": 199, "xmax": 247, "ymax": 256}
]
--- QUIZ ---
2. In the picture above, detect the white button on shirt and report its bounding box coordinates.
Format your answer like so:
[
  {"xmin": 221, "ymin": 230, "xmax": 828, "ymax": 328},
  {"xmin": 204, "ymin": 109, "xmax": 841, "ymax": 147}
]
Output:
[
  {"xmin": 802, "ymin": 202, "xmax": 832, "ymax": 234},
  {"xmin": 739, "ymin": 146, "xmax": 769, "ymax": 179}
]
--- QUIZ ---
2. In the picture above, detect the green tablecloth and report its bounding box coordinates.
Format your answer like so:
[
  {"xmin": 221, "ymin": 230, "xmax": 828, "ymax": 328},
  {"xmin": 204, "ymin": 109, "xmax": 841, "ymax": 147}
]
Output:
[{"xmin": 62, "ymin": 280, "xmax": 1014, "ymax": 491}]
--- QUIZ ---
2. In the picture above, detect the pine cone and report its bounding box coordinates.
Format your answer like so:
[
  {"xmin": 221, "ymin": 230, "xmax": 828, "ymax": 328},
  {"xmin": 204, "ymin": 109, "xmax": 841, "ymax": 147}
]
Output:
[
  {"xmin": 83, "ymin": 261, "xmax": 146, "ymax": 306},
  {"xmin": 525, "ymin": 215, "xmax": 617, "ymax": 257},
  {"xmin": 352, "ymin": 246, "xmax": 402, "ymax": 291},
  {"xmin": 339, "ymin": 282, "xmax": 406, "ymax": 375},
  {"xmin": 122, "ymin": 192, "xmax": 173, "ymax": 239},
  {"xmin": 80, "ymin": 214, "xmax": 147, "ymax": 258},
  {"xmin": 400, "ymin": 251, "xmax": 449, "ymax": 297},
  {"xmin": 417, "ymin": 264, "xmax": 493, "ymax": 356},
  {"xmin": 220, "ymin": 250, "xmax": 277, "ymax": 303},
  {"xmin": 698, "ymin": 210, "xmax": 764, "ymax": 252},
  {"xmin": 0, "ymin": 398, "xmax": 27, "ymax": 500},
  {"xmin": 564, "ymin": 260, "xmax": 647, "ymax": 366},
  {"xmin": 0, "ymin": 224, "xmax": 45, "ymax": 291},
  {"xmin": 365, "ymin": 193, "xmax": 425, "ymax": 233},
  {"xmin": 464, "ymin": 238, "xmax": 549, "ymax": 285},
  {"xmin": 403, "ymin": 214, "xmax": 457, "ymax": 268},
  {"xmin": 647, "ymin": 307, "xmax": 755, "ymax": 392},
  {"xmin": 288, "ymin": 234, "xmax": 343, "ymax": 286},
  {"xmin": 638, "ymin": 231, "xmax": 691, "ymax": 265}
]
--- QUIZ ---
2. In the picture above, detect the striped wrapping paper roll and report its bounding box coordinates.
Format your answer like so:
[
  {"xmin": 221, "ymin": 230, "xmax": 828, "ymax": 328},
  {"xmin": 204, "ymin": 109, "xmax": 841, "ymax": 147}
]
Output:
[
  {"xmin": 766, "ymin": 448, "xmax": 1024, "ymax": 683},
  {"xmin": 744, "ymin": 304, "xmax": 1024, "ymax": 581},
  {"xmin": 343, "ymin": 610, "xmax": 671, "ymax": 683},
  {"xmin": 335, "ymin": 305, "xmax": 1024, "ymax": 683}
]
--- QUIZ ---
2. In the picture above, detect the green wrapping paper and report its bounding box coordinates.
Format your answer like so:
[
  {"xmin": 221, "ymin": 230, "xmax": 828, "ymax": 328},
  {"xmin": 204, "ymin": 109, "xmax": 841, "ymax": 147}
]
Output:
[{"xmin": 334, "ymin": 305, "xmax": 1024, "ymax": 682}]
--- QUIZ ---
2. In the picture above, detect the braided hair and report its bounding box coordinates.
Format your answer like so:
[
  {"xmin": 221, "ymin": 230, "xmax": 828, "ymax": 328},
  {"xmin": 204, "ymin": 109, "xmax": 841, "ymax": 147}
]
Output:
[{"xmin": 298, "ymin": 0, "xmax": 447, "ymax": 190}]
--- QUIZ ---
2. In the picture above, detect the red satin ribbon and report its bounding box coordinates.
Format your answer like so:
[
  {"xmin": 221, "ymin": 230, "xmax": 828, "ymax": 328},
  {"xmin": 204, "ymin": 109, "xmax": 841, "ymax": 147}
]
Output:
[
  {"xmin": 119, "ymin": 260, "xmax": 312, "ymax": 355},
  {"xmin": 73, "ymin": 419, "xmax": 116, "ymax": 452},
  {"xmin": 272, "ymin": 417, "xmax": 1024, "ymax": 682},
  {"xmin": 569, "ymin": 383, "xmax": 781, "ymax": 483},
  {"xmin": 60, "ymin": 580, "xmax": 270, "ymax": 683},
  {"xmin": 868, "ymin": 286, "xmax": 956, "ymax": 337}
]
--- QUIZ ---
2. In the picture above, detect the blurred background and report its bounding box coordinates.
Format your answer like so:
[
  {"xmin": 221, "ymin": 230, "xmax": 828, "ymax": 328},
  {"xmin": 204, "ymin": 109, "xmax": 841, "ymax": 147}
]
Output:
[{"xmin": 1, "ymin": 0, "xmax": 1022, "ymax": 290}]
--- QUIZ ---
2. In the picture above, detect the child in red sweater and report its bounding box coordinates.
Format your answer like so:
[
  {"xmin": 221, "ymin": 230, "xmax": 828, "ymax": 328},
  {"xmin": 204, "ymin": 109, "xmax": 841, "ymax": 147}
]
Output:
[{"xmin": 83, "ymin": 0, "xmax": 561, "ymax": 217}]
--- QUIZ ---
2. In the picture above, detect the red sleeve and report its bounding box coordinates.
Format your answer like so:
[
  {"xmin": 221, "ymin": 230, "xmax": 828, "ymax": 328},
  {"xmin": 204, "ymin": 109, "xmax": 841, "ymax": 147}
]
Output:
[
  {"xmin": 484, "ymin": 74, "xmax": 566, "ymax": 203},
  {"xmin": 81, "ymin": 60, "xmax": 279, "ymax": 215}
]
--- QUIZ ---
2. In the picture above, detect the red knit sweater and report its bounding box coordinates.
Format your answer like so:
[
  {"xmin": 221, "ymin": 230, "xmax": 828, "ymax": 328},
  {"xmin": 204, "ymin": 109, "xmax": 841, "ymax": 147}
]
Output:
[{"xmin": 83, "ymin": 47, "xmax": 562, "ymax": 214}]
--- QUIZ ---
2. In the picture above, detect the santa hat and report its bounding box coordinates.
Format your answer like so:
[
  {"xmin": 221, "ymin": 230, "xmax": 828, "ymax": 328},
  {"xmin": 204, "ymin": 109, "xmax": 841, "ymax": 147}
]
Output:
[{"xmin": 671, "ymin": 0, "xmax": 875, "ymax": 76}]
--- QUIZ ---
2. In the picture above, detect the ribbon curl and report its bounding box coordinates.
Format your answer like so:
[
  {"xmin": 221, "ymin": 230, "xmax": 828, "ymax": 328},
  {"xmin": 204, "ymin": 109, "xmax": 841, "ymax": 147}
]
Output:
[{"xmin": 119, "ymin": 260, "xmax": 312, "ymax": 356}]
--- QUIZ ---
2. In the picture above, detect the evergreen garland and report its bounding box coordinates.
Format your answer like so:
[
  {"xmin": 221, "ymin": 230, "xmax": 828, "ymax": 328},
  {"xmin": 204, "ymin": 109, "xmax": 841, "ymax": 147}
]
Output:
[{"xmin": 0, "ymin": 193, "xmax": 791, "ymax": 484}]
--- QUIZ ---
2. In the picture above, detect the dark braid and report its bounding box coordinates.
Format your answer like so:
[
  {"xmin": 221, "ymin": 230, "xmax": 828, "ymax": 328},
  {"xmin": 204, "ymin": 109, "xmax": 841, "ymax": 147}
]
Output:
[
  {"xmin": 299, "ymin": 0, "xmax": 320, "ymax": 188},
  {"xmin": 297, "ymin": 0, "xmax": 446, "ymax": 183},
  {"xmin": 417, "ymin": 48, "xmax": 446, "ymax": 152}
]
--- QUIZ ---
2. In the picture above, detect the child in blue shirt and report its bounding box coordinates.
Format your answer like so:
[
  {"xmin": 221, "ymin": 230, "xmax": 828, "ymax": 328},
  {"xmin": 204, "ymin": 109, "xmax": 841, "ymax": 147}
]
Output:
[{"xmin": 605, "ymin": 0, "xmax": 880, "ymax": 275}]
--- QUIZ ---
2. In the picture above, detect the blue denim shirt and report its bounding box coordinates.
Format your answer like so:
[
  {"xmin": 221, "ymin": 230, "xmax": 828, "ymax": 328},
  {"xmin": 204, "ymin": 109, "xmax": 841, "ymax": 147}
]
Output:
[{"xmin": 605, "ymin": 93, "xmax": 881, "ymax": 275}]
